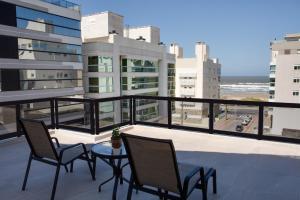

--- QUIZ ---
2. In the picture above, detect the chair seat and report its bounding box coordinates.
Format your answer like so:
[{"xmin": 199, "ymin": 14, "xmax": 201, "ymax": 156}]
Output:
[
  {"xmin": 178, "ymin": 163, "xmax": 214, "ymax": 194},
  {"xmin": 56, "ymin": 145, "xmax": 85, "ymax": 164}
]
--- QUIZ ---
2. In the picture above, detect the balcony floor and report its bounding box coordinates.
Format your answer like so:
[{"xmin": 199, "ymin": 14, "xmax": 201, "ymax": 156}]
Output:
[{"xmin": 1, "ymin": 125, "xmax": 300, "ymax": 200}]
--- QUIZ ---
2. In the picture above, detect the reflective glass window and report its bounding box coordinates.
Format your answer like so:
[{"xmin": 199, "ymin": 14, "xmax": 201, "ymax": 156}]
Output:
[
  {"xmin": 17, "ymin": 18, "xmax": 80, "ymax": 38},
  {"xmin": 16, "ymin": 6, "xmax": 80, "ymax": 30}
]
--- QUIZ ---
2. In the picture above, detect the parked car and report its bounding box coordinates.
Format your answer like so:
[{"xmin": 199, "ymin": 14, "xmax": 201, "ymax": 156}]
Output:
[
  {"xmin": 242, "ymin": 120, "xmax": 249, "ymax": 126},
  {"xmin": 236, "ymin": 124, "xmax": 244, "ymax": 132}
]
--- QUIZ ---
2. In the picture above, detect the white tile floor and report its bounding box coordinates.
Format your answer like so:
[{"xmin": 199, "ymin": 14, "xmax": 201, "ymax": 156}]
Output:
[{"xmin": 1, "ymin": 125, "xmax": 300, "ymax": 200}]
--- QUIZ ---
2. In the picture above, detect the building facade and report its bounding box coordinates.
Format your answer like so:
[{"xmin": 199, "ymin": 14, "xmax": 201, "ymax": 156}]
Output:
[
  {"xmin": 0, "ymin": 0, "xmax": 83, "ymax": 101},
  {"xmin": 268, "ymin": 33, "xmax": 300, "ymax": 137},
  {"xmin": 81, "ymin": 12, "xmax": 175, "ymax": 127},
  {"xmin": 0, "ymin": 0, "xmax": 83, "ymax": 133},
  {"xmin": 170, "ymin": 42, "xmax": 221, "ymax": 124}
]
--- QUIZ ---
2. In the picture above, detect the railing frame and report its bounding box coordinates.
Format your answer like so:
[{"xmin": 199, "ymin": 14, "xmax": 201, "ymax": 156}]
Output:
[{"xmin": 1, "ymin": 95, "xmax": 300, "ymax": 145}]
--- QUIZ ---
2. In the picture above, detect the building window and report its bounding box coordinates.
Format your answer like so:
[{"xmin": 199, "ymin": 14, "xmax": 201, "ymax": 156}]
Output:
[
  {"xmin": 122, "ymin": 77, "xmax": 159, "ymax": 90},
  {"xmin": 284, "ymin": 49, "xmax": 291, "ymax": 55},
  {"xmin": 16, "ymin": 6, "xmax": 81, "ymax": 38},
  {"xmin": 88, "ymin": 56, "xmax": 113, "ymax": 72},
  {"xmin": 270, "ymin": 65, "xmax": 276, "ymax": 71},
  {"xmin": 293, "ymin": 91, "xmax": 299, "ymax": 96},
  {"xmin": 294, "ymin": 65, "xmax": 300, "ymax": 70},
  {"xmin": 297, "ymin": 49, "xmax": 300, "ymax": 54},
  {"xmin": 293, "ymin": 78, "xmax": 300, "ymax": 83},
  {"xmin": 99, "ymin": 77, "xmax": 113, "ymax": 93},
  {"xmin": 18, "ymin": 38, "xmax": 82, "ymax": 63},
  {"xmin": 88, "ymin": 77, "xmax": 99, "ymax": 93},
  {"xmin": 121, "ymin": 58, "xmax": 159, "ymax": 73}
]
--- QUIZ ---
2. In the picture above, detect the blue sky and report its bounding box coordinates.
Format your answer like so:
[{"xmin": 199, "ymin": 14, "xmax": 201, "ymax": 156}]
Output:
[{"xmin": 73, "ymin": 0, "xmax": 300, "ymax": 76}]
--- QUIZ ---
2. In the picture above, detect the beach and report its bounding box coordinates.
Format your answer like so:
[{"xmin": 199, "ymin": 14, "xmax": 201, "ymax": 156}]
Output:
[{"xmin": 220, "ymin": 76, "xmax": 269, "ymax": 101}]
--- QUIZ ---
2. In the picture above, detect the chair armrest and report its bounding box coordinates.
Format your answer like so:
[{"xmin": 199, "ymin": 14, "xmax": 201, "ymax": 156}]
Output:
[
  {"xmin": 58, "ymin": 143, "xmax": 87, "ymax": 158},
  {"xmin": 51, "ymin": 137, "xmax": 60, "ymax": 148},
  {"xmin": 183, "ymin": 166, "xmax": 203, "ymax": 193}
]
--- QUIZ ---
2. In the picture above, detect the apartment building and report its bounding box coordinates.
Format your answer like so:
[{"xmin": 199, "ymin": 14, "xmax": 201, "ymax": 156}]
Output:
[
  {"xmin": 0, "ymin": 0, "xmax": 83, "ymax": 131},
  {"xmin": 0, "ymin": 0, "xmax": 83, "ymax": 101},
  {"xmin": 170, "ymin": 42, "xmax": 221, "ymax": 122},
  {"xmin": 269, "ymin": 33, "xmax": 300, "ymax": 136},
  {"xmin": 81, "ymin": 12, "xmax": 175, "ymax": 127}
]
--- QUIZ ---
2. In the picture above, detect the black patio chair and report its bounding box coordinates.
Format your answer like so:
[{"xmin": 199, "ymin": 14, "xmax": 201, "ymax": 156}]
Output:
[
  {"xmin": 121, "ymin": 133, "xmax": 217, "ymax": 200},
  {"xmin": 19, "ymin": 119, "xmax": 95, "ymax": 200}
]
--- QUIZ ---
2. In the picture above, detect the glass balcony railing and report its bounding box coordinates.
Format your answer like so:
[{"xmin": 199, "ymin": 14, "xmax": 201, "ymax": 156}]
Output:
[
  {"xmin": 40, "ymin": 0, "xmax": 80, "ymax": 11},
  {"xmin": 2, "ymin": 96, "xmax": 300, "ymax": 145}
]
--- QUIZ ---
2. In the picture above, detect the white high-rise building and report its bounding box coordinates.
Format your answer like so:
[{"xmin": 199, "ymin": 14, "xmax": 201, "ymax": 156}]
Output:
[
  {"xmin": 81, "ymin": 12, "xmax": 175, "ymax": 126},
  {"xmin": 268, "ymin": 33, "xmax": 300, "ymax": 137},
  {"xmin": 170, "ymin": 42, "xmax": 221, "ymax": 119}
]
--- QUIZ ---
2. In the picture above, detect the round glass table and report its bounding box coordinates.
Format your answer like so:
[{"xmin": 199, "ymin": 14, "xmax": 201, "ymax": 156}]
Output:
[{"xmin": 91, "ymin": 141, "xmax": 128, "ymax": 200}]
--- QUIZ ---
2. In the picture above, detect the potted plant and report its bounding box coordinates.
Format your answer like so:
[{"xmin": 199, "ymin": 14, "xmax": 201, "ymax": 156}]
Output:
[{"xmin": 111, "ymin": 127, "xmax": 121, "ymax": 149}]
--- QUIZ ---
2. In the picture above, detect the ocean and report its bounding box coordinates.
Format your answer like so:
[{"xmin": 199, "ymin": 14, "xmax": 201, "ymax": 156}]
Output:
[{"xmin": 220, "ymin": 76, "xmax": 269, "ymax": 95}]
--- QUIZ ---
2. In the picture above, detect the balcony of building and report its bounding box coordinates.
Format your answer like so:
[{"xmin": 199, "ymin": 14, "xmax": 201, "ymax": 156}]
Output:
[{"xmin": 1, "ymin": 96, "xmax": 300, "ymax": 200}]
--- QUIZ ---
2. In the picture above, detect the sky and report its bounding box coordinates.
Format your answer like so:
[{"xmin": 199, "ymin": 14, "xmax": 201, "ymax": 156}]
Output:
[{"xmin": 73, "ymin": 0, "xmax": 300, "ymax": 76}]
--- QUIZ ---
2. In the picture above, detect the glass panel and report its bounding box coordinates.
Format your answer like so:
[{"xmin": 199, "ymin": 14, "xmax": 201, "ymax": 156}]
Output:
[
  {"xmin": 57, "ymin": 101, "xmax": 90, "ymax": 129},
  {"xmin": 264, "ymin": 107, "xmax": 300, "ymax": 139},
  {"xmin": 18, "ymin": 50, "xmax": 82, "ymax": 62},
  {"xmin": 98, "ymin": 99, "xmax": 130, "ymax": 128},
  {"xmin": 19, "ymin": 69, "xmax": 82, "ymax": 80},
  {"xmin": 20, "ymin": 79, "xmax": 82, "ymax": 90},
  {"xmin": 0, "ymin": 106, "xmax": 16, "ymax": 135},
  {"xmin": 89, "ymin": 77, "xmax": 98, "ymax": 86},
  {"xmin": 20, "ymin": 101, "xmax": 51, "ymax": 125},
  {"xmin": 172, "ymin": 101, "xmax": 209, "ymax": 128},
  {"xmin": 122, "ymin": 77, "xmax": 159, "ymax": 90},
  {"xmin": 135, "ymin": 99, "xmax": 167, "ymax": 124},
  {"xmin": 99, "ymin": 101, "xmax": 114, "ymax": 127},
  {"xmin": 16, "ymin": 6, "xmax": 80, "ymax": 30},
  {"xmin": 122, "ymin": 58, "xmax": 159, "ymax": 73},
  {"xmin": 17, "ymin": 18, "xmax": 81, "ymax": 38},
  {"xmin": 18, "ymin": 38, "xmax": 81, "ymax": 55},
  {"xmin": 214, "ymin": 104, "xmax": 259, "ymax": 134},
  {"xmin": 88, "ymin": 56, "xmax": 98, "ymax": 65},
  {"xmin": 99, "ymin": 77, "xmax": 113, "ymax": 93},
  {"xmin": 40, "ymin": 0, "xmax": 80, "ymax": 11},
  {"xmin": 88, "ymin": 56, "xmax": 113, "ymax": 72}
]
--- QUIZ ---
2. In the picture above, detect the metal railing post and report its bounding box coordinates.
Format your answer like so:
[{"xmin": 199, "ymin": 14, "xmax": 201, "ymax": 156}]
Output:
[
  {"xmin": 90, "ymin": 101, "xmax": 95, "ymax": 135},
  {"xmin": 168, "ymin": 99, "xmax": 172, "ymax": 129},
  {"xmin": 16, "ymin": 103, "xmax": 21, "ymax": 136},
  {"xmin": 258, "ymin": 104, "xmax": 264, "ymax": 139},
  {"xmin": 129, "ymin": 97, "xmax": 133, "ymax": 125},
  {"xmin": 95, "ymin": 100, "xmax": 99, "ymax": 134},
  {"xmin": 209, "ymin": 102, "xmax": 214, "ymax": 134},
  {"xmin": 54, "ymin": 98, "xmax": 59, "ymax": 129},
  {"xmin": 50, "ymin": 99, "xmax": 55, "ymax": 129},
  {"xmin": 132, "ymin": 97, "xmax": 136, "ymax": 124}
]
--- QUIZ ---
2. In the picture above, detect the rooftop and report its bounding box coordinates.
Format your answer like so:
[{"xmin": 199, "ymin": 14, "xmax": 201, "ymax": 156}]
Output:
[{"xmin": 1, "ymin": 125, "xmax": 300, "ymax": 200}]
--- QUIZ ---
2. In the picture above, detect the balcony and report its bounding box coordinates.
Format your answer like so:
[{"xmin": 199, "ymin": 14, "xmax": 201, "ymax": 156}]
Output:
[{"xmin": 1, "ymin": 96, "xmax": 300, "ymax": 199}]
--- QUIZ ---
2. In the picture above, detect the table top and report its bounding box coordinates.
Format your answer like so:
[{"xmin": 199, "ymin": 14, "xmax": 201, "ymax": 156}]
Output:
[{"xmin": 91, "ymin": 141, "xmax": 127, "ymax": 159}]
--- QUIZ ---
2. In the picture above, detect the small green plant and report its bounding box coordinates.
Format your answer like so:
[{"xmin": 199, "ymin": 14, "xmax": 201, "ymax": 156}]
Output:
[{"xmin": 112, "ymin": 127, "xmax": 120, "ymax": 138}]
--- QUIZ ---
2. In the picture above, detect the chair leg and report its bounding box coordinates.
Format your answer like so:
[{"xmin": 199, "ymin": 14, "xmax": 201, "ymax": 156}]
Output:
[
  {"xmin": 84, "ymin": 151, "xmax": 95, "ymax": 180},
  {"xmin": 127, "ymin": 175, "xmax": 134, "ymax": 200},
  {"xmin": 213, "ymin": 170, "xmax": 217, "ymax": 194},
  {"xmin": 64, "ymin": 165, "xmax": 69, "ymax": 173},
  {"xmin": 70, "ymin": 161, "xmax": 74, "ymax": 173},
  {"xmin": 51, "ymin": 165, "xmax": 61, "ymax": 200},
  {"xmin": 22, "ymin": 153, "xmax": 33, "ymax": 191},
  {"xmin": 202, "ymin": 184, "xmax": 208, "ymax": 200}
]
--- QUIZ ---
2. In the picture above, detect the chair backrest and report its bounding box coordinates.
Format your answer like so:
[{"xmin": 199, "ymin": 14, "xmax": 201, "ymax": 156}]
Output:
[
  {"xmin": 20, "ymin": 119, "xmax": 58, "ymax": 161},
  {"xmin": 121, "ymin": 133, "xmax": 182, "ymax": 194}
]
